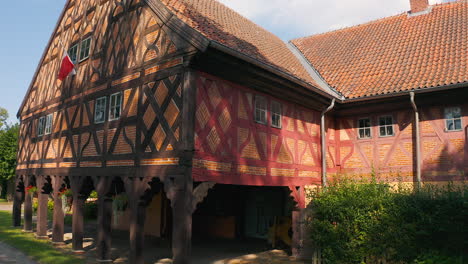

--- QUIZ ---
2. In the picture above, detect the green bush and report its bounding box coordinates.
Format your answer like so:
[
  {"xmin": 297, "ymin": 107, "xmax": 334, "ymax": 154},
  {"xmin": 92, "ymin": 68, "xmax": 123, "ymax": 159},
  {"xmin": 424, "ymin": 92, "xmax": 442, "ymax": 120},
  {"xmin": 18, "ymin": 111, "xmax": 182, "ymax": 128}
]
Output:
[
  {"xmin": 84, "ymin": 201, "xmax": 98, "ymax": 220},
  {"xmin": 308, "ymin": 178, "xmax": 467, "ymax": 264}
]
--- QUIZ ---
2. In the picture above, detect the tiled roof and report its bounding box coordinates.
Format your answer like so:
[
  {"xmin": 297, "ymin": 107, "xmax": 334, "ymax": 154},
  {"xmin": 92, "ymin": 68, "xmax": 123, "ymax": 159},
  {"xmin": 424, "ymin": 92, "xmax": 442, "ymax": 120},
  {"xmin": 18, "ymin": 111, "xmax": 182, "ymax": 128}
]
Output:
[
  {"xmin": 159, "ymin": 0, "xmax": 321, "ymax": 88},
  {"xmin": 291, "ymin": 1, "xmax": 468, "ymax": 99}
]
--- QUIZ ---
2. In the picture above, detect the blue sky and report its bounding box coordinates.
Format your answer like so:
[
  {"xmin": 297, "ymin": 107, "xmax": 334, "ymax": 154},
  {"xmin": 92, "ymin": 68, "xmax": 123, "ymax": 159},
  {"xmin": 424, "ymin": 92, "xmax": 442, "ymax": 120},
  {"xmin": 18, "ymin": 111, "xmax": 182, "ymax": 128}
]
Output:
[{"xmin": 1, "ymin": 0, "xmax": 443, "ymax": 124}]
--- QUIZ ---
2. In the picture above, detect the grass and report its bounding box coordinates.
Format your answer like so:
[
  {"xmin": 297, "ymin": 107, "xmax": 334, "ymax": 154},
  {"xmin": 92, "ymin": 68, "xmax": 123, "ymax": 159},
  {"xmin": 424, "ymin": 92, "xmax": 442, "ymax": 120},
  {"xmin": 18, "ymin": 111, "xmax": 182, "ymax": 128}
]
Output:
[
  {"xmin": 0, "ymin": 210, "xmax": 85, "ymax": 264},
  {"xmin": 0, "ymin": 198, "xmax": 8, "ymax": 203}
]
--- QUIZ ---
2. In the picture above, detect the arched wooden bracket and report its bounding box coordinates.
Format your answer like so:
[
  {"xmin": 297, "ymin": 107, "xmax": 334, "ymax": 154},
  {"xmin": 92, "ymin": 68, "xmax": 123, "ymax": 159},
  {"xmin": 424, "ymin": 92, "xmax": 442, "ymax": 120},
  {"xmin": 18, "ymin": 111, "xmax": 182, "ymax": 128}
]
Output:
[
  {"xmin": 191, "ymin": 182, "xmax": 215, "ymax": 213},
  {"xmin": 289, "ymin": 186, "xmax": 306, "ymax": 209}
]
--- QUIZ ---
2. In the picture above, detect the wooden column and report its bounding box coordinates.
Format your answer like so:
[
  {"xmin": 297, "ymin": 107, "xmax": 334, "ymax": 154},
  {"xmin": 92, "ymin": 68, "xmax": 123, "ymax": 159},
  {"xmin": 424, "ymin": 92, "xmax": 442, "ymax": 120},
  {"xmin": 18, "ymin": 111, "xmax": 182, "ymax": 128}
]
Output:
[
  {"xmin": 129, "ymin": 201, "xmax": 147, "ymax": 264},
  {"xmin": 72, "ymin": 194, "xmax": 86, "ymax": 252},
  {"xmin": 23, "ymin": 184, "xmax": 33, "ymax": 232},
  {"xmin": 171, "ymin": 188, "xmax": 192, "ymax": 264},
  {"xmin": 52, "ymin": 176, "xmax": 64, "ymax": 244},
  {"xmin": 97, "ymin": 196, "xmax": 113, "ymax": 262},
  {"xmin": 36, "ymin": 187, "xmax": 49, "ymax": 239},
  {"xmin": 292, "ymin": 210, "xmax": 303, "ymax": 258},
  {"xmin": 12, "ymin": 180, "xmax": 23, "ymax": 227}
]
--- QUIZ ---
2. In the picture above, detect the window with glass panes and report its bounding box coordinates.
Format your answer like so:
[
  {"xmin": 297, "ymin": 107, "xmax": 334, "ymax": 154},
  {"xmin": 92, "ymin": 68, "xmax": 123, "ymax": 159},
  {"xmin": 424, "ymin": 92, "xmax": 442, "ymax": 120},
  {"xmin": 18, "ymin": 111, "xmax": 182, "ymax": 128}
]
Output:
[
  {"xmin": 379, "ymin": 116, "xmax": 394, "ymax": 137},
  {"xmin": 44, "ymin": 114, "xmax": 53, "ymax": 135},
  {"xmin": 271, "ymin": 101, "xmax": 282, "ymax": 128},
  {"xmin": 94, "ymin": 97, "xmax": 107, "ymax": 123},
  {"xmin": 79, "ymin": 37, "xmax": 91, "ymax": 61},
  {"xmin": 109, "ymin": 92, "xmax": 122, "ymax": 121},
  {"xmin": 445, "ymin": 107, "xmax": 462, "ymax": 131},
  {"xmin": 358, "ymin": 118, "xmax": 371, "ymax": 139},
  {"xmin": 38, "ymin": 116, "xmax": 45, "ymax": 136},
  {"xmin": 254, "ymin": 95, "xmax": 267, "ymax": 124},
  {"xmin": 68, "ymin": 44, "xmax": 79, "ymax": 63}
]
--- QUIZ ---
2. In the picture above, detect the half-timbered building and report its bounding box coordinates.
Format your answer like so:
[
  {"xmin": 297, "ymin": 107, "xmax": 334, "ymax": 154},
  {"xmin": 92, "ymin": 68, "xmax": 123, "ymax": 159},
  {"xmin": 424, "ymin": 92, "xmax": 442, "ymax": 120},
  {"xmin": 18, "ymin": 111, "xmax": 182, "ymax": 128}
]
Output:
[{"xmin": 13, "ymin": 0, "xmax": 467, "ymax": 263}]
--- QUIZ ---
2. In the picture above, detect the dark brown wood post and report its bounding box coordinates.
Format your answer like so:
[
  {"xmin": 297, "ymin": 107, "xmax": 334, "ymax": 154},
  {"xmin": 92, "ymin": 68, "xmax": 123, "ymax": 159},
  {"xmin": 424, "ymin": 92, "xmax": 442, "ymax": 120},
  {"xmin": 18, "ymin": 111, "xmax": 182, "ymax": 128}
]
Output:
[
  {"xmin": 23, "ymin": 177, "xmax": 33, "ymax": 232},
  {"xmin": 171, "ymin": 189, "xmax": 192, "ymax": 264},
  {"xmin": 166, "ymin": 174, "xmax": 194, "ymax": 264},
  {"xmin": 12, "ymin": 177, "xmax": 23, "ymax": 227},
  {"xmin": 72, "ymin": 194, "xmax": 86, "ymax": 252},
  {"xmin": 97, "ymin": 195, "xmax": 113, "ymax": 262},
  {"xmin": 52, "ymin": 176, "xmax": 64, "ymax": 244},
  {"xmin": 292, "ymin": 210, "xmax": 303, "ymax": 258},
  {"xmin": 36, "ymin": 178, "xmax": 49, "ymax": 239},
  {"xmin": 129, "ymin": 201, "xmax": 147, "ymax": 264}
]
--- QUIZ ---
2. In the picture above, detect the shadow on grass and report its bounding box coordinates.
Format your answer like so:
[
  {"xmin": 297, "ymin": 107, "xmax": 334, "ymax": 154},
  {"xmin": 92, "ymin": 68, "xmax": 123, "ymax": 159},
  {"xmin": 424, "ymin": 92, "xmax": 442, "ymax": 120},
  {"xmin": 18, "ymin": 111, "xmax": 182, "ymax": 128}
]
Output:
[{"xmin": 0, "ymin": 211, "xmax": 84, "ymax": 264}]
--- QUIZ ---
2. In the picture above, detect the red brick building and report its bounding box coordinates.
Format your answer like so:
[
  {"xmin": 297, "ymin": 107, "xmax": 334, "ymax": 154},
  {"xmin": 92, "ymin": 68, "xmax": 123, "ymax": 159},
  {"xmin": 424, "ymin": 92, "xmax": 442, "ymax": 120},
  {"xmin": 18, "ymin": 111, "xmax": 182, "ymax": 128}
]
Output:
[{"xmin": 13, "ymin": 0, "xmax": 467, "ymax": 263}]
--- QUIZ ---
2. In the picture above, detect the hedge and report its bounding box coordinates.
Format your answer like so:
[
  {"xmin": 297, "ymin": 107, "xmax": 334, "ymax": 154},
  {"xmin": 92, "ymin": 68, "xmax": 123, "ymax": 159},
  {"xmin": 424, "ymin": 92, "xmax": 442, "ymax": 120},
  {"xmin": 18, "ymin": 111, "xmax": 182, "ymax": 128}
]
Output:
[{"xmin": 307, "ymin": 178, "xmax": 467, "ymax": 264}]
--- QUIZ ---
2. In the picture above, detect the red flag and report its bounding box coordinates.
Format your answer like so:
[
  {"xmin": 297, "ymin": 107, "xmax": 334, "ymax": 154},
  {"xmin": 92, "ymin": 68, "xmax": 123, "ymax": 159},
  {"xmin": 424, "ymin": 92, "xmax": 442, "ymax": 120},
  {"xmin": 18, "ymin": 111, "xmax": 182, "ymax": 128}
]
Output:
[{"xmin": 58, "ymin": 52, "xmax": 76, "ymax": 81}]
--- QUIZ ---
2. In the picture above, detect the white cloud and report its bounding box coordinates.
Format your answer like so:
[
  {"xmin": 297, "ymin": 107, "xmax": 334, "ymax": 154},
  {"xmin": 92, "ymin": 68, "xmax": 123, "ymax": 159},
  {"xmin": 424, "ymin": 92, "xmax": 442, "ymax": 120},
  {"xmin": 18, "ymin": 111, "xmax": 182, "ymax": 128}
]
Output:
[{"xmin": 218, "ymin": 0, "xmax": 415, "ymax": 40}]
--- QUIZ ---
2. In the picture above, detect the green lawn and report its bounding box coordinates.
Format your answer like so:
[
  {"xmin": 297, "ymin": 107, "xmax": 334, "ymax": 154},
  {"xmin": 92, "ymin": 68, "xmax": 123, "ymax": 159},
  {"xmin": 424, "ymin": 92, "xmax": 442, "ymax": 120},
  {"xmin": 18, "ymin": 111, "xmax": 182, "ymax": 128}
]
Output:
[
  {"xmin": 0, "ymin": 198, "xmax": 8, "ymax": 203},
  {"xmin": 0, "ymin": 210, "xmax": 85, "ymax": 264}
]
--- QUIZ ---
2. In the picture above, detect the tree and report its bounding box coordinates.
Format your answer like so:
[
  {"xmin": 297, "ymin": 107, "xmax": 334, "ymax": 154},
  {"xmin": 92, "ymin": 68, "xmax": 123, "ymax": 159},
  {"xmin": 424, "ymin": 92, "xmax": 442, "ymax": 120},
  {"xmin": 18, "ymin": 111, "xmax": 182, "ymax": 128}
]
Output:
[
  {"xmin": 0, "ymin": 107, "xmax": 8, "ymax": 129},
  {"xmin": 0, "ymin": 123, "xmax": 18, "ymax": 199}
]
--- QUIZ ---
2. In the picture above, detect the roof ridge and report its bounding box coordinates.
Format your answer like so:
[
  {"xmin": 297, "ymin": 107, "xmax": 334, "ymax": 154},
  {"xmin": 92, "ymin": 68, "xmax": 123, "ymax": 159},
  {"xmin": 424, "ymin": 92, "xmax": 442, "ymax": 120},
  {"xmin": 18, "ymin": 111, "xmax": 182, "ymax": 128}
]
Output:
[{"xmin": 292, "ymin": 0, "xmax": 467, "ymax": 42}]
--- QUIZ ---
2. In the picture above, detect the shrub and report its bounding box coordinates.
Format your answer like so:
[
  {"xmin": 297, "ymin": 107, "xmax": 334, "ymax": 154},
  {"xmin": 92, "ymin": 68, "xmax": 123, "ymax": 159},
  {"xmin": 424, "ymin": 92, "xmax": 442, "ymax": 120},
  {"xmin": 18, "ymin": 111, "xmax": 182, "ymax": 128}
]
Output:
[{"xmin": 308, "ymin": 178, "xmax": 467, "ymax": 264}]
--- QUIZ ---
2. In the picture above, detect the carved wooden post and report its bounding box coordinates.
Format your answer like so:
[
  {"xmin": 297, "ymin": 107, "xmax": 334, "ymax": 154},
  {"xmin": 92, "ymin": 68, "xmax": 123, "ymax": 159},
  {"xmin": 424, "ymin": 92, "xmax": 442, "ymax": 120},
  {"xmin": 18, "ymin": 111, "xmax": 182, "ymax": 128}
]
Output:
[
  {"xmin": 165, "ymin": 175, "xmax": 192, "ymax": 264},
  {"xmin": 72, "ymin": 194, "xmax": 86, "ymax": 252},
  {"xmin": 289, "ymin": 186, "xmax": 312, "ymax": 260},
  {"xmin": 52, "ymin": 176, "xmax": 64, "ymax": 244},
  {"xmin": 125, "ymin": 177, "xmax": 151, "ymax": 264},
  {"xmin": 171, "ymin": 189, "xmax": 192, "ymax": 264},
  {"xmin": 96, "ymin": 177, "xmax": 113, "ymax": 262},
  {"xmin": 23, "ymin": 177, "xmax": 33, "ymax": 232},
  {"xmin": 12, "ymin": 177, "xmax": 23, "ymax": 227},
  {"xmin": 129, "ymin": 201, "xmax": 147, "ymax": 264},
  {"xmin": 36, "ymin": 176, "xmax": 49, "ymax": 239},
  {"xmin": 97, "ymin": 196, "xmax": 112, "ymax": 262}
]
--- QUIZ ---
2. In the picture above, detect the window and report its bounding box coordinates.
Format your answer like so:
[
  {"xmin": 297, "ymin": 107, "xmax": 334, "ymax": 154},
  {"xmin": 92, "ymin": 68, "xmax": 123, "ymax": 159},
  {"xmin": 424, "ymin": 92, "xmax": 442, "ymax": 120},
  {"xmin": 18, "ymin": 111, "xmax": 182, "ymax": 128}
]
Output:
[
  {"xmin": 79, "ymin": 37, "xmax": 91, "ymax": 62},
  {"xmin": 358, "ymin": 118, "xmax": 371, "ymax": 139},
  {"xmin": 38, "ymin": 116, "xmax": 45, "ymax": 136},
  {"xmin": 271, "ymin": 101, "xmax": 282, "ymax": 128},
  {"xmin": 94, "ymin": 97, "xmax": 107, "ymax": 124},
  {"xmin": 379, "ymin": 116, "xmax": 394, "ymax": 137},
  {"xmin": 445, "ymin": 107, "xmax": 462, "ymax": 131},
  {"xmin": 44, "ymin": 114, "xmax": 53, "ymax": 135},
  {"xmin": 109, "ymin": 92, "xmax": 122, "ymax": 121},
  {"xmin": 68, "ymin": 44, "xmax": 79, "ymax": 64},
  {"xmin": 254, "ymin": 95, "xmax": 267, "ymax": 124}
]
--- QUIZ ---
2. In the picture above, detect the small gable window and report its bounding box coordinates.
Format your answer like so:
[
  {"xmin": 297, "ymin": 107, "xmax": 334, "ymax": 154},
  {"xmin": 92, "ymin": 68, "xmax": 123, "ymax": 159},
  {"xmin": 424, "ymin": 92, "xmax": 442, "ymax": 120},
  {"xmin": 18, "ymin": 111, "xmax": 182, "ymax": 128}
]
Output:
[
  {"xmin": 358, "ymin": 118, "xmax": 371, "ymax": 139},
  {"xmin": 44, "ymin": 114, "xmax": 53, "ymax": 135},
  {"xmin": 445, "ymin": 107, "xmax": 462, "ymax": 131},
  {"xmin": 94, "ymin": 96, "xmax": 107, "ymax": 124},
  {"xmin": 109, "ymin": 92, "xmax": 123, "ymax": 121},
  {"xmin": 68, "ymin": 44, "xmax": 79, "ymax": 64},
  {"xmin": 379, "ymin": 116, "xmax": 394, "ymax": 137},
  {"xmin": 79, "ymin": 37, "xmax": 92, "ymax": 62},
  {"xmin": 38, "ymin": 116, "xmax": 45, "ymax": 136},
  {"xmin": 254, "ymin": 95, "xmax": 267, "ymax": 124},
  {"xmin": 271, "ymin": 101, "xmax": 282, "ymax": 128}
]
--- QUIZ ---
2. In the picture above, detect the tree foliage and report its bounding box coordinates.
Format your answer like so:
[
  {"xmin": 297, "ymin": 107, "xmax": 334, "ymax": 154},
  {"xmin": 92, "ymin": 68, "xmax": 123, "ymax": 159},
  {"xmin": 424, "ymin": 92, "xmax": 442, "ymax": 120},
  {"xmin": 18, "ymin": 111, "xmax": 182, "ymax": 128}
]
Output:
[
  {"xmin": 0, "ymin": 122, "xmax": 18, "ymax": 183},
  {"xmin": 308, "ymin": 178, "xmax": 467, "ymax": 264},
  {"xmin": 0, "ymin": 107, "xmax": 8, "ymax": 130}
]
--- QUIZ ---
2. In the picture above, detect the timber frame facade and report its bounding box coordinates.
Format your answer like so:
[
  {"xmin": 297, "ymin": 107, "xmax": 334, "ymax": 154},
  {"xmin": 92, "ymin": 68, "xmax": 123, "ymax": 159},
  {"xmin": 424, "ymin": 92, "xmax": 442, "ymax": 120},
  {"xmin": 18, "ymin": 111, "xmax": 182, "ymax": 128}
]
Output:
[{"xmin": 13, "ymin": 0, "xmax": 467, "ymax": 263}]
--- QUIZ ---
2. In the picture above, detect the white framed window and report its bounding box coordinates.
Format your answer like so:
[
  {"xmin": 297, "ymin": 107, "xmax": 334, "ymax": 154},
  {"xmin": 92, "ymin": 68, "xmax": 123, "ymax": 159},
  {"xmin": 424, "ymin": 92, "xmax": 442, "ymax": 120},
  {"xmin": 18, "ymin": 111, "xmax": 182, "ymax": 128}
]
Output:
[
  {"xmin": 38, "ymin": 116, "xmax": 45, "ymax": 136},
  {"xmin": 79, "ymin": 37, "xmax": 91, "ymax": 62},
  {"xmin": 109, "ymin": 92, "xmax": 123, "ymax": 121},
  {"xmin": 68, "ymin": 43, "xmax": 79, "ymax": 64},
  {"xmin": 271, "ymin": 101, "xmax": 282, "ymax": 128},
  {"xmin": 358, "ymin": 118, "xmax": 371, "ymax": 139},
  {"xmin": 94, "ymin": 97, "xmax": 107, "ymax": 124},
  {"xmin": 379, "ymin": 116, "xmax": 394, "ymax": 137},
  {"xmin": 445, "ymin": 107, "xmax": 462, "ymax": 131},
  {"xmin": 44, "ymin": 114, "xmax": 53, "ymax": 135},
  {"xmin": 254, "ymin": 95, "xmax": 267, "ymax": 124}
]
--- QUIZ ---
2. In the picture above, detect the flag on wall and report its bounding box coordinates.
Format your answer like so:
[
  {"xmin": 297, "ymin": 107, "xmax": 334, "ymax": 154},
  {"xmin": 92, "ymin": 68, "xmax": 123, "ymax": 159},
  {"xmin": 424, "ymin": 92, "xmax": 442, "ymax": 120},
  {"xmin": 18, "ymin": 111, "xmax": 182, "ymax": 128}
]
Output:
[{"xmin": 58, "ymin": 52, "xmax": 76, "ymax": 81}]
